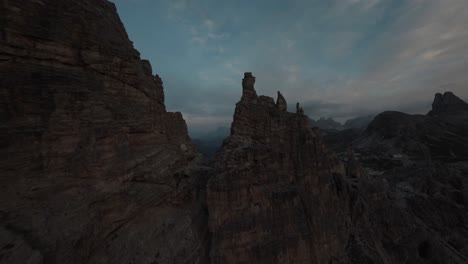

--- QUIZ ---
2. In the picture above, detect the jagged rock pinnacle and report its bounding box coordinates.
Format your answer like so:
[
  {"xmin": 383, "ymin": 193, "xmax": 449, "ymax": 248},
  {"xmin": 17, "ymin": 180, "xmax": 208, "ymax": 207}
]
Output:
[
  {"xmin": 242, "ymin": 72, "xmax": 255, "ymax": 89},
  {"xmin": 241, "ymin": 72, "xmax": 258, "ymax": 100},
  {"xmin": 276, "ymin": 91, "xmax": 287, "ymax": 111},
  {"xmin": 296, "ymin": 102, "xmax": 304, "ymax": 114}
]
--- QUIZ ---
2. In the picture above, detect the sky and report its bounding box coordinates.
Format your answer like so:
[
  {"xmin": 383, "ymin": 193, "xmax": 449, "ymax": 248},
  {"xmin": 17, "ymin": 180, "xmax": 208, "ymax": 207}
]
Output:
[{"xmin": 111, "ymin": 0, "xmax": 468, "ymax": 135}]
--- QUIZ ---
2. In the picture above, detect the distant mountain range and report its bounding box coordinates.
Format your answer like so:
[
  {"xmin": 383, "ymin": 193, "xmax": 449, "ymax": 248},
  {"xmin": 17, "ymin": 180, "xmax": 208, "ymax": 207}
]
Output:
[
  {"xmin": 193, "ymin": 114, "xmax": 376, "ymax": 159},
  {"xmin": 191, "ymin": 126, "xmax": 230, "ymax": 159},
  {"xmin": 309, "ymin": 115, "xmax": 375, "ymax": 130}
]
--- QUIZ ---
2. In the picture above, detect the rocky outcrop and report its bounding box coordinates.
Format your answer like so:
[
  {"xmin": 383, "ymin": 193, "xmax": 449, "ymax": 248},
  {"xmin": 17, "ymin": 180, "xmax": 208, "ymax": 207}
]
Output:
[
  {"xmin": 208, "ymin": 78, "xmax": 468, "ymax": 263},
  {"xmin": 429, "ymin": 91, "xmax": 468, "ymax": 116},
  {"xmin": 241, "ymin": 72, "xmax": 258, "ymax": 101},
  {"xmin": 349, "ymin": 92, "xmax": 468, "ymax": 264},
  {"xmin": 276, "ymin": 91, "xmax": 287, "ymax": 111},
  {"xmin": 0, "ymin": 1, "xmax": 208, "ymax": 263},
  {"xmin": 208, "ymin": 72, "xmax": 349, "ymax": 263},
  {"xmin": 2, "ymin": 1, "xmax": 467, "ymax": 263},
  {"xmin": 355, "ymin": 92, "xmax": 468, "ymax": 159}
]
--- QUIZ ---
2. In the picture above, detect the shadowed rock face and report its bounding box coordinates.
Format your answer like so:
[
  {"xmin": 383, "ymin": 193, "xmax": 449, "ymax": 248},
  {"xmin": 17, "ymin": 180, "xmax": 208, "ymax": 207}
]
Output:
[
  {"xmin": 0, "ymin": 1, "xmax": 208, "ymax": 263},
  {"xmin": 276, "ymin": 91, "xmax": 287, "ymax": 112},
  {"xmin": 356, "ymin": 93, "xmax": 468, "ymax": 159},
  {"xmin": 208, "ymin": 73, "xmax": 350, "ymax": 263},
  {"xmin": 241, "ymin": 72, "xmax": 257, "ymax": 101},
  {"xmin": 349, "ymin": 92, "xmax": 468, "ymax": 264},
  {"xmin": 2, "ymin": 1, "xmax": 468, "ymax": 263},
  {"xmin": 429, "ymin": 91, "xmax": 468, "ymax": 116},
  {"xmin": 208, "ymin": 76, "xmax": 468, "ymax": 264}
]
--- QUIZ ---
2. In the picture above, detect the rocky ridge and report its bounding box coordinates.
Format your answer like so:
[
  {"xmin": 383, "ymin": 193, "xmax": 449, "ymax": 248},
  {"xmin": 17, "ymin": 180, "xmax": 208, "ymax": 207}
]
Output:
[
  {"xmin": 429, "ymin": 91, "xmax": 468, "ymax": 116},
  {"xmin": 355, "ymin": 92, "xmax": 468, "ymax": 159},
  {"xmin": 1, "ymin": 1, "xmax": 467, "ymax": 263},
  {"xmin": 0, "ymin": 1, "xmax": 208, "ymax": 263},
  {"xmin": 350, "ymin": 92, "xmax": 468, "ymax": 263},
  {"xmin": 208, "ymin": 73, "xmax": 468, "ymax": 263},
  {"xmin": 208, "ymin": 72, "xmax": 350, "ymax": 263}
]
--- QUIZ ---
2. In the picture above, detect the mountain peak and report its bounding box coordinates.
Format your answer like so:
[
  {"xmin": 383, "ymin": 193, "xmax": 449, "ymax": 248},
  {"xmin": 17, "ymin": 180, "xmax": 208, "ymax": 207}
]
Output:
[
  {"xmin": 241, "ymin": 72, "xmax": 258, "ymax": 101},
  {"xmin": 429, "ymin": 91, "xmax": 468, "ymax": 115},
  {"xmin": 276, "ymin": 91, "xmax": 287, "ymax": 111}
]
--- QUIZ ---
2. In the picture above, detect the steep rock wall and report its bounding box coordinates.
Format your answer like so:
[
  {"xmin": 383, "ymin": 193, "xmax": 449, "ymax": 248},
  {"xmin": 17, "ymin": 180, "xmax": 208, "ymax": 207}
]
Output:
[
  {"xmin": 208, "ymin": 73, "xmax": 350, "ymax": 263},
  {"xmin": 0, "ymin": 1, "xmax": 208, "ymax": 263}
]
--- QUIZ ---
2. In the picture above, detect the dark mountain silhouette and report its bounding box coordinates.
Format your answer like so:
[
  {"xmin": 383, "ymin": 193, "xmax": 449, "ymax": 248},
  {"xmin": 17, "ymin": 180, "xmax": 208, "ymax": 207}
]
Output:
[
  {"xmin": 355, "ymin": 92, "xmax": 468, "ymax": 159},
  {"xmin": 309, "ymin": 117, "xmax": 343, "ymax": 130},
  {"xmin": 343, "ymin": 114, "xmax": 375, "ymax": 129},
  {"xmin": 0, "ymin": 1, "xmax": 207, "ymax": 263},
  {"xmin": 309, "ymin": 115, "xmax": 375, "ymax": 131},
  {"xmin": 1, "ymin": 1, "xmax": 467, "ymax": 263},
  {"xmin": 429, "ymin": 91, "xmax": 468, "ymax": 116}
]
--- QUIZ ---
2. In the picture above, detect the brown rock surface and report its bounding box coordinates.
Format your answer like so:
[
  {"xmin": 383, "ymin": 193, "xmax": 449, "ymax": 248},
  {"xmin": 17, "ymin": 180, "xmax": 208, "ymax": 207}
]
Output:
[
  {"xmin": 2, "ymin": 1, "xmax": 467, "ymax": 263},
  {"xmin": 356, "ymin": 92, "xmax": 468, "ymax": 159},
  {"xmin": 208, "ymin": 74, "xmax": 468, "ymax": 264},
  {"xmin": 208, "ymin": 73, "xmax": 351, "ymax": 263},
  {"xmin": 0, "ymin": 1, "xmax": 208, "ymax": 263}
]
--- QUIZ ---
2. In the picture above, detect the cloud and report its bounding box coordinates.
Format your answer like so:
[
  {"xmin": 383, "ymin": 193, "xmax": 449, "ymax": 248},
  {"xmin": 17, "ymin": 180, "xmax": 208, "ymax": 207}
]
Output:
[
  {"xmin": 112, "ymin": 0, "xmax": 468, "ymax": 132},
  {"xmin": 203, "ymin": 19, "xmax": 215, "ymax": 31},
  {"xmin": 260, "ymin": 0, "xmax": 468, "ymax": 121},
  {"xmin": 183, "ymin": 113, "xmax": 233, "ymax": 135}
]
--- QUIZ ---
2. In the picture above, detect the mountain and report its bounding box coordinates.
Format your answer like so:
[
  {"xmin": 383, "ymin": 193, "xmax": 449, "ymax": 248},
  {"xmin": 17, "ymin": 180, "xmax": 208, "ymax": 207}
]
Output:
[
  {"xmin": 314, "ymin": 115, "xmax": 374, "ymax": 153},
  {"xmin": 355, "ymin": 92, "xmax": 468, "ymax": 159},
  {"xmin": 192, "ymin": 126, "xmax": 230, "ymax": 159},
  {"xmin": 208, "ymin": 73, "xmax": 349, "ymax": 263},
  {"xmin": 429, "ymin": 91, "xmax": 468, "ymax": 116},
  {"xmin": 208, "ymin": 74, "xmax": 468, "ymax": 263},
  {"xmin": 349, "ymin": 92, "xmax": 468, "ymax": 262},
  {"xmin": 0, "ymin": 1, "xmax": 208, "ymax": 263},
  {"xmin": 1, "ymin": 1, "xmax": 467, "ymax": 263},
  {"xmin": 343, "ymin": 115, "xmax": 375, "ymax": 129},
  {"xmin": 310, "ymin": 117, "xmax": 343, "ymax": 130},
  {"xmin": 309, "ymin": 115, "xmax": 375, "ymax": 131}
]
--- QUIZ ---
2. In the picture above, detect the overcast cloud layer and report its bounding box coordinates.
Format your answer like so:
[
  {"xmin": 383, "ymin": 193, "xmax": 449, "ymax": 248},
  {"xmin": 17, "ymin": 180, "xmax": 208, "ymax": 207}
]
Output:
[{"xmin": 112, "ymin": 0, "xmax": 468, "ymax": 134}]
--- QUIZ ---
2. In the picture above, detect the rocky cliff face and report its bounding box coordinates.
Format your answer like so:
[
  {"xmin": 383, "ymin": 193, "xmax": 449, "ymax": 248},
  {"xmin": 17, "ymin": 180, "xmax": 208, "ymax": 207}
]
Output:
[
  {"xmin": 208, "ymin": 74, "xmax": 468, "ymax": 263},
  {"xmin": 0, "ymin": 1, "xmax": 208, "ymax": 263},
  {"xmin": 356, "ymin": 93, "xmax": 468, "ymax": 159},
  {"xmin": 429, "ymin": 91, "xmax": 468, "ymax": 116},
  {"xmin": 2, "ymin": 1, "xmax": 467, "ymax": 263},
  {"xmin": 208, "ymin": 73, "xmax": 350, "ymax": 263},
  {"xmin": 350, "ymin": 92, "xmax": 468, "ymax": 264}
]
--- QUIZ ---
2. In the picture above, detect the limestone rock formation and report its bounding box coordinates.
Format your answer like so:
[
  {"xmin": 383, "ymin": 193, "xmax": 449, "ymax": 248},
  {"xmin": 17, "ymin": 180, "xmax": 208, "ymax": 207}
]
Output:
[
  {"xmin": 0, "ymin": 1, "xmax": 208, "ymax": 263},
  {"xmin": 208, "ymin": 77, "xmax": 468, "ymax": 263},
  {"xmin": 208, "ymin": 72, "xmax": 350, "ymax": 263},
  {"xmin": 2, "ymin": 0, "xmax": 468, "ymax": 263},
  {"xmin": 429, "ymin": 91, "xmax": 468, "ymax": 116},
  {"xmin": 350, "ymin": 92, "xmax": 468, "ymax": 263},
  {"xmin": 241, "ymin": 72, "xmax": 258, "ymax": 101},
  {"xmin": 276, "ymin": 91, "xmax": 287, "ymax": 111},
  {"xmin": 356, "ymin": 92, "xmax": 468, "ymax": 158}
]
